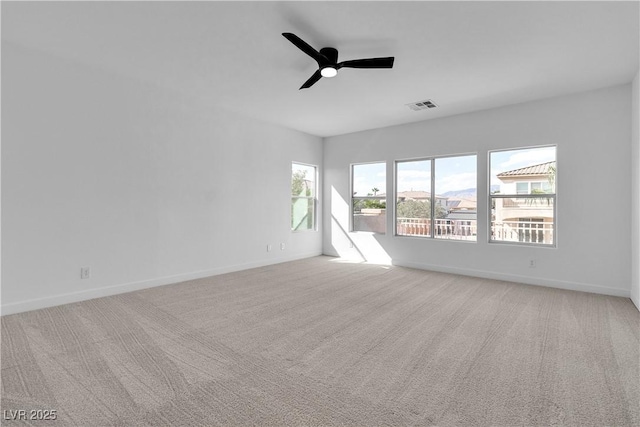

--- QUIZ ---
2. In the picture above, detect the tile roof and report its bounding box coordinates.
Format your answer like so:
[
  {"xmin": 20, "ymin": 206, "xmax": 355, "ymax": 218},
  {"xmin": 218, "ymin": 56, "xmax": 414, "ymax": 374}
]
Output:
[
  {"xmin": 497, "ymin": 161, "xmax": 556, "ymax": 177},
  {"xmin": 447, "ymin": 198, "xmax": 477, "ymax": 209}
]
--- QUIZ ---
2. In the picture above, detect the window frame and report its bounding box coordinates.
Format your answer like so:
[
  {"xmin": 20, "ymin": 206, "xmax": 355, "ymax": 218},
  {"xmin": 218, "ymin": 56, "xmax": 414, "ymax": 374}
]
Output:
[
  {"xmin": 351, "ymin": 161, "xmax": 387, "ymax": 234},
  {"xmin": 394, "ymin": 152, "xmax": 477, "ymax": 242},
  {"xmin": 488, "ymin": 145, "xmax": 557, "ymax": 247},
  {"xmin": 291, "ymin": 162, "xmax": 318, "ymax": 232}
]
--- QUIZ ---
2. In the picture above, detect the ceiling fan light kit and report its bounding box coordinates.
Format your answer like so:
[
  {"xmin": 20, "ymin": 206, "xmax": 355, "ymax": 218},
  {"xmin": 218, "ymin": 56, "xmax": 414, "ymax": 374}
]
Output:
[
  {"xmin": 282, "ymin": 32, "xmax": 395, "ymax": 89},
  {"xmin": 320, "ymin": 67, "xmax": 338, "ymax": 78}
]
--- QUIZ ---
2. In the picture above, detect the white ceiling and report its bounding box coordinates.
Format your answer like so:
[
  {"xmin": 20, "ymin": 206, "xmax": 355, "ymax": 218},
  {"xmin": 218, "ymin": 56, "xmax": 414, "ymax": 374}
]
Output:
[{"xmin": 3, "ymin": 1, "xmax": 639, "ymax": 137}]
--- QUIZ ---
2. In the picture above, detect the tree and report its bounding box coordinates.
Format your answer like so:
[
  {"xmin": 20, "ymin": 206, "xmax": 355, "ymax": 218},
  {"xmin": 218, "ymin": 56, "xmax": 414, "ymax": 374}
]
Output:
[
  {"xmin": 396, "ymin": 199, "xmax": 446, "ymax": 218},
  {"xmin": 397, "ymin": 200, "xmax": 429, "ymax": 218},
  {"xmin": 547, "ymin": 164, "xmax": 556, "ymax": 190},
  {"xmin": 363, "ymin": 199, "xmax": 386, "ymax": 209},
  {"xmin": 353, "ymin": 188, "xmax": 386, "ymax": 211},
  {"xmin": 291, "ymin": 170, "xmax": 313, "ymax": 230},
  {"xmin": 291, "ymin": 170, "xmax": 309, "ymax": 196}
]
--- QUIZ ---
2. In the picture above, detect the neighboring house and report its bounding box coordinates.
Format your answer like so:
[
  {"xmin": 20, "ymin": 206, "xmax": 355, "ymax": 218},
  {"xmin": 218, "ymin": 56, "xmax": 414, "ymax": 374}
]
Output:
[
  {"xmin": 495, "ymin": 161, "xmax": 556, "ymax": 195},
  {"xmin": 493, "ymin": 161, "xmax": 556, "ymax": 243},
  {"xmin": 443, "ymin": 197, "xmax": 477, "ymax": 237},
  {"xmin": 446, "ymin": 197, "xmax": 477, "ymax": 212},
  {"xmin": 445, "ymin": 197, "xmax": 477, "ymax": 221}
]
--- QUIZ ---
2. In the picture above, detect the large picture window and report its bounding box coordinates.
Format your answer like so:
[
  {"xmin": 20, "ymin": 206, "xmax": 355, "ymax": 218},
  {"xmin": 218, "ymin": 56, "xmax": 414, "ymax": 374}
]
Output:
[
  {"xmin": 396, "ymin": 154, "xmax": 477, "ymax": 240},
  {"xmin": 352, "ymin": 162, "xmax": 386, "ymax": 233},
  {"xmin": 489, "ymin": 146, "xmax": 556, "ymax": 245},
  {"xmin": 291, "ymin": 162, "xmax": 317, "ymax": 231}
]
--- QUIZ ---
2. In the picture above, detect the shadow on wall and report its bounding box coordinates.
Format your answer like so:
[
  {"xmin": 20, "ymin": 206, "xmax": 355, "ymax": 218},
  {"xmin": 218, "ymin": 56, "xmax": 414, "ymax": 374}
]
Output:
[{"xmin": 329, "ymin": 186, "xmax": 391, "ymax": 265}]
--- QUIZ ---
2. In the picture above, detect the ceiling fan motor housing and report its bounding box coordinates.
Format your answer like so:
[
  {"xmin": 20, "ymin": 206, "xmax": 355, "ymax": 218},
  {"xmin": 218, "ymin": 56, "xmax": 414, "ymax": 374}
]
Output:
[{"xmin": 319, "ymin": 47, "xmax": 338, "ymax": 65}]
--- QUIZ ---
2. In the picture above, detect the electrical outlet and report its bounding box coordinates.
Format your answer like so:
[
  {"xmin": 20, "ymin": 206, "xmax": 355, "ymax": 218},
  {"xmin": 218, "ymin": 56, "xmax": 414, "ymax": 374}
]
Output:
[
  {"xmin": 529, "ymin": 259, "xmax": 536, "ymax": 268},
  {"xmin": 280, "ymin": 243, "xmax": 285, "ymax": 250},
  {"xmin": 80, "ymin": 267, "xmax": 91, "ymax": 279}
]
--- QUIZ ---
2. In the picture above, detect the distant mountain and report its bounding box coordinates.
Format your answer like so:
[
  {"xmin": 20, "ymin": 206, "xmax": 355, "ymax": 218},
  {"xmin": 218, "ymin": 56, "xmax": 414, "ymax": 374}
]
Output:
[
  {"xmin": 439, "ymin": 185, "xmax": 501, "ymax": 199},
  {"xmin": 440, "ymin": 188, "xmax": 477, "ymax": 199}
]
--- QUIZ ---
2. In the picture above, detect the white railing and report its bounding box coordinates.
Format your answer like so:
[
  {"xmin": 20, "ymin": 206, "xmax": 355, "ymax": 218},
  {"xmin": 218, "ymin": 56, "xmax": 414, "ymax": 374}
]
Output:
[
  {"xmin": 397, "ymin": 218, "xmax": 553, "ymax": 244},
  {"xmin": 501, "ymin": 198, "xmax": 553, "ymax": 208},
  {"xmin": 397, "ymin": 218, "xmax": 477, "ymax": 240},
  {"xmin": 491, "ymin": 220, "xmax": 553, "ymax": 244}
]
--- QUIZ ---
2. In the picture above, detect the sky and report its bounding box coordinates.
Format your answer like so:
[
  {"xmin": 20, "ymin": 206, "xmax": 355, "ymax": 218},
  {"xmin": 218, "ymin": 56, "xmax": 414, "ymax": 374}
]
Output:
[
  {"xmin": 352, "ymin": 162, "xmax": 387, "ymax": 196},
  {"xmin": 351, "ymin": 146, "xmax": 556, "ymax": 196},
  {"xmin": 489, "ymin": 146, "xmax": 556, "ymax": 187}
]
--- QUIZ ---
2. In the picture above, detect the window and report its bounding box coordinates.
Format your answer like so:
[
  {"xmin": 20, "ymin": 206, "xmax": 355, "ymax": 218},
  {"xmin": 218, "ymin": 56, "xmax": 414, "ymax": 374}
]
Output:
[
  {"xmin": 517, "ymin": 181, "xmax": 552, "ymax": 194},
  {"xmin": 291, "ymin": 163, "xmax": 316, "ymax": 231},
  {"xmin": 531, "ymin": 182, "xmax": 552, "ymax": 193},
  {"xmin": 352, "ymin": 162, "xmax": 386, "ymax": 233},
  {"xmin": 489, "ymin": 146, "xmax": 556, "ymax": 246},
  {"xmin": 516, "ymin": 182, "xmax": 529, "ymax": 194},
  {"xmin": 396, "ymin": 154, "xmax": 477, "ymax": 241},
  {"xmin": 396, "ymin": 160, "xmax": 431, "ymax": 236}
]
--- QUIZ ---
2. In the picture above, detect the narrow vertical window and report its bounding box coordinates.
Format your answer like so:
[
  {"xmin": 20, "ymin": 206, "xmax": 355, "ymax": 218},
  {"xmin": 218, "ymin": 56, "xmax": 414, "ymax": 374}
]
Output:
[
  {"xmin": 291, "ymin": 163, "xmax": 317, "ymax": 231},
  {"xmin": 434, "ymin": 155, "xmax": 477, "ymax": 240},
  {"xmin": 489, "ymin": 146, "xmax": 556, "ymax": 245},
  {"xmin": 396, "ymin": 159, "xmax": 432, "ymax": 237},
  {"xmin": 352, "ymin": 162, "xmax": 386, "ymax": 233}
]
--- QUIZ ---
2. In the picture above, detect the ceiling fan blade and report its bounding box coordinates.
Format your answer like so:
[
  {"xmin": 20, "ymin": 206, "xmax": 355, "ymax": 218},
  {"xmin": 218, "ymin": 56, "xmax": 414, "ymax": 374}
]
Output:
[
  {"xmin": 282, "ymin": 33, "xmax": 329, "ymax": 66},
  {"xmin": 299, "ymin": 70, "xmax": 323, "ymax": 90},
  {"xmin": 337, "ymin": 57, "xmax": 395, "ymax": 69}
]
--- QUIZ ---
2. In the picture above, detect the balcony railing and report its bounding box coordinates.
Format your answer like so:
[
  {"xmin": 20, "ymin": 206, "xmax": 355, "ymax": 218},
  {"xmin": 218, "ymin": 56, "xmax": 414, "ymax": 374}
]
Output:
[
  {"xmin": 491, "ymin": 220, "xmax": 554, "ymax": 245},
  {"xmin": 397, "ymin": 218, "xmax": 476, "ymax": 240},
  {"xmin": 396, "ymin": 218, "xmax": 554, "ymax": 245},
  {"xmin": 501, "ymin": 197, "xmax": 554, "ymax": 209}
]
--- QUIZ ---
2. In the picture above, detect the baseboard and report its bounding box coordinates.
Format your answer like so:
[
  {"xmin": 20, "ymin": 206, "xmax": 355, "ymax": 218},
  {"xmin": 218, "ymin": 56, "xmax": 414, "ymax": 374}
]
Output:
[
  {"xmin": 1, "ymin": 251, "xmax": 322, "ymax": 316},
  {"xmin": 631, "ymin": 291, "xmax": 640, "ymax": 311},
  {"xmin": 392, "ymin": 259, "xmax": 631, "ymax": 298},
  {"xmin": 322, "ymin": 248, "xmax": 341, "ymax": 257}
]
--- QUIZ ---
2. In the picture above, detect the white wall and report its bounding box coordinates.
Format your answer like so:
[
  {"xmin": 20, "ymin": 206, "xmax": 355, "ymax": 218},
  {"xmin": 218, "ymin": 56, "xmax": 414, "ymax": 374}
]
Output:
[
  {"xmin": 324, "ymin": 84, "xmax": 632, "ymax": 297},
  {"xmin": 631, "ymin": 70, "xmax": 640, "ymax": 310},
  {"xmin": 1, "ymin": 42, "xmax": 323, "ymax": 315}
]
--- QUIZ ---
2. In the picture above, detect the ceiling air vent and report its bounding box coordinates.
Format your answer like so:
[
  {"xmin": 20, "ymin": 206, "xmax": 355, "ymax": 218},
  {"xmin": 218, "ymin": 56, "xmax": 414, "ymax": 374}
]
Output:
[{"xmin": 407, "ymin": 99, "xmax": 438, "ymax": 111}]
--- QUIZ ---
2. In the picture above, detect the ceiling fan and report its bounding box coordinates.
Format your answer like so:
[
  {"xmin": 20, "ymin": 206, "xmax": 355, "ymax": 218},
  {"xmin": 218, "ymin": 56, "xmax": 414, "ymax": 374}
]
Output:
[{"xmin": 282, "ymin": 32, "xmax": 395, "ymax": 90}]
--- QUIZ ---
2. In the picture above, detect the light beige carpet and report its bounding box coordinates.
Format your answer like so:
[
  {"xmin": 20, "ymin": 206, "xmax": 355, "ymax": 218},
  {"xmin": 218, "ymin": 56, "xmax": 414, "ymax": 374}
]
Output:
[{"xmin": 1, "ymin": 256, "xmax": 638, "ymax": 426}]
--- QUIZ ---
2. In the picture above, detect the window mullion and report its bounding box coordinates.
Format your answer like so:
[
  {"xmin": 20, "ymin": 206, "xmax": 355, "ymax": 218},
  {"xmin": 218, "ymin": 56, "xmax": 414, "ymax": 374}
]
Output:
[{"xmin": 430, "ymin": 158, "xmax": 435, "ymax": 238}]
